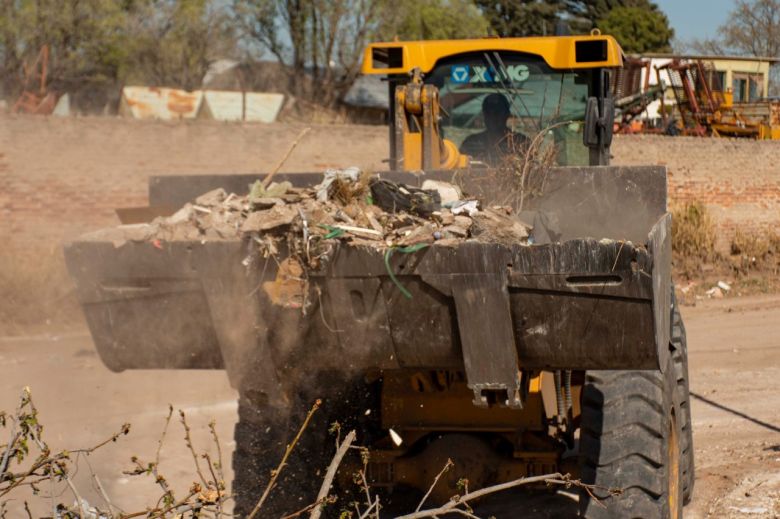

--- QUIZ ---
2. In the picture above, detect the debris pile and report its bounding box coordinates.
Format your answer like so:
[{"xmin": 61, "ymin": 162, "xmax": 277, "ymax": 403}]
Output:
[{"xmin": 139, "ymin": 168, "xmax": 532, "ymax": 265}]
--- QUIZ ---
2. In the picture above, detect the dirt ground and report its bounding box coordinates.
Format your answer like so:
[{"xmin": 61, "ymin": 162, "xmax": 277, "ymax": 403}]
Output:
[{"xmin": 1, "ymin": 294, "xmax": 778, "ymax": 518}]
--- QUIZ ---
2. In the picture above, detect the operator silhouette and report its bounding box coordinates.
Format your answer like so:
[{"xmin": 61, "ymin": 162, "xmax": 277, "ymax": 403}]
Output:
[{"xmin": 460, "ymin": 93, "xmax": 527, "ymax": 165}]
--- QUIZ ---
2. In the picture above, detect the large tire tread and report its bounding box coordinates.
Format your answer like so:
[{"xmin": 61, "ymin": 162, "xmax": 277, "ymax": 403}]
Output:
[{"xmin": 579, "ymin": 364, "xmax": 681, "ymax": 519}]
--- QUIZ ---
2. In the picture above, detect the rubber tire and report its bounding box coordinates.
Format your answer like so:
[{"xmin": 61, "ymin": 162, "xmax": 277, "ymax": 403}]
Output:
[
  {"xmin": 579, "ymin": 359, "xmax": 684, "ymax": 519},
  {"xmin": 671, "ymin": 297, "xmax": 695, "ymax": 503}
]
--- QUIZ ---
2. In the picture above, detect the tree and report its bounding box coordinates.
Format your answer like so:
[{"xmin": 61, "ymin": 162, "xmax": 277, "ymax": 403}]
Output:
[
  {"xmin": 474, "ymin": 0, "xmax": 566, "ymax": 37},
  {"xmin": 124, "ymin": 0, "xmax": 235, "ymax": 91},
  {"xmin": 597, "ymin": 5, "xmax": 674, "ymax": 53},
  {"xmin": 382, "ymin": 0, "xmax": 489, "ymax": 41},
  {"xmin": 564, "ymin": 0, "xmax": 668, "ymax": 30},
  {"xmin": 0, "ymin": 0, "xmax": 128, "ymax": 99},
  {"xmin": 721, "ymin": 0, "xmax": 780, "ymax": 57},
  {"xmin": 688, "ymin": 0, "xmax": 780, "ymax": 95},
  {"xmin": 474, "ymin": 0, "xmax": 671, "ymax": 38},
  {"xmin": 0, "ymin": 0, "xmax": 234, "ymax": 109},
  {"xmin": 234, "ymin": 0, "xmax": 386, "ymax": 106}
]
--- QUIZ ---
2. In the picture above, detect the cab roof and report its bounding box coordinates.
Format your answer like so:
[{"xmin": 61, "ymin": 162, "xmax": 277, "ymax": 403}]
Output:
[{"xmin": 362, "ymin": 35, "xmax": 624, "ymax": 75}]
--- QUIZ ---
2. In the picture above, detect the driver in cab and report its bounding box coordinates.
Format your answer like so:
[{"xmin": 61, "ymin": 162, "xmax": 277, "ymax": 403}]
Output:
[{"xmin": 459, "ymin": 93, "xmax": 527, "ymax": 166}]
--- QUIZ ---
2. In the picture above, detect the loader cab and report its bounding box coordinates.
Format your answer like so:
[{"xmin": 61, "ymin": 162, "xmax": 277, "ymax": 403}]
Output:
[{"xmin": 362, "ymin": 36, "xmax": 622, "ymax": 170}]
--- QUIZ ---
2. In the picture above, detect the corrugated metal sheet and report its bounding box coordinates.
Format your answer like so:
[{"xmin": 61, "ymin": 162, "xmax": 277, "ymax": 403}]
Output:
[
  {"xmin": 198, "ymin": 91, "xmax": 284, "ymax": 122},
  {"xmin": 119, "ymin": 86, "xmax": 202, "ymax": 120}
]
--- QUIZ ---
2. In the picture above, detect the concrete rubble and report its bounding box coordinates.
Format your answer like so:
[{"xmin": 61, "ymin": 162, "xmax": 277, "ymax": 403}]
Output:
[{"xmin": 122, "ymin": 168, "xmax": 532, "ymax": 266}]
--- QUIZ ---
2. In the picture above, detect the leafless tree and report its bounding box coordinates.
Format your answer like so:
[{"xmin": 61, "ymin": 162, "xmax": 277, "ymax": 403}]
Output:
[
  {"xmin": 233, "ymin": 0, "xmax": 385, "ymax": 107},
  {"xmin": 125, "ymin": 0, "xmax": 236, "ymax": 91},
  {"xmin": 688, "ymin": 0, "xmax": 780, "ymax": 95}
]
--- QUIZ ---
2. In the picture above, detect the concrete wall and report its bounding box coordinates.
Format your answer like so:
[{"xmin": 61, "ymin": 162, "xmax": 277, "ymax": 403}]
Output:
[{"xmin": 2, "ymin": 116, "xmax": 778, "ymax": 251}]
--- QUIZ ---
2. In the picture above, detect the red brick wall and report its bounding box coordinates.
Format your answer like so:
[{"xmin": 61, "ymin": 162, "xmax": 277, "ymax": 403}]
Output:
[
  {"xmin": 2, "ymin": 117, "xmax": 778, "ymax": 251},
  {"xmin": 0, "ymin": 116, "xmax": 388, "ymax": 245},
  {"xmin": 611, "ymin": 135, "xmax": 780, "ymax": 249}
]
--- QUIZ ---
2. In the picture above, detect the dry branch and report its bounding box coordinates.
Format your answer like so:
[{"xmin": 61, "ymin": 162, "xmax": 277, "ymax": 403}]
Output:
[
  {"xmin": 262, "ymin": 127, "xmax": 312, "ymax": 188},
  {"xmin": 395, "ymin": 472, "xmax": 621, "ymax": 519},
  {"xmin": 415, "ymin": 458, "xmax": 453, "ymax": 512},
  {"xmin": 1, "ymin": 389, "xmax": 232, "ymax": 519},
  {"xmin": 309, "ymin": 429, "xmax": 356, "ymax": 519},
  {"xmin": 247, "ymin": 399, "xmax": 322, "ymax": 519}
]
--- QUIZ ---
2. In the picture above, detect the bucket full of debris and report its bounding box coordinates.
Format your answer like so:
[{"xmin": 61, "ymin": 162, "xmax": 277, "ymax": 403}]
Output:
[{"xmin": 64, "ymin": 165, "xmax": 672, "ymax": 408}]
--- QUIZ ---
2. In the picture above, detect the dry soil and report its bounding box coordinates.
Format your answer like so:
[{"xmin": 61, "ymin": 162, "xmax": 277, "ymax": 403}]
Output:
[{"xmin": 1, "ymin": 295, "xmax": 778, "ymax": 518}]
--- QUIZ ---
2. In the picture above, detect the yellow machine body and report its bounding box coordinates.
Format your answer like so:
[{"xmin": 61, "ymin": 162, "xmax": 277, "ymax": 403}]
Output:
[
  {"xmin": 361, "ymin": 35, "xmax": 624, "ymax": 75},
  {"xmin": 361, "ymin": 35, "xmax": 624, "ymax": 171}
]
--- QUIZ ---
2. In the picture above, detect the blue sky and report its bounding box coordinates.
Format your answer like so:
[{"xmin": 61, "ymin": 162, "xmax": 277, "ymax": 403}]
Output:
[{"xmin": 654, "ymin": 0, "xmax": 733, "ymax": 43}]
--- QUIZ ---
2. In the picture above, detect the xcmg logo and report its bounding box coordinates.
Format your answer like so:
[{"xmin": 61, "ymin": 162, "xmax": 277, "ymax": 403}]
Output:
[{"xmin": 450, "ymin": 64, "xmax": 530, "ymax": 84}]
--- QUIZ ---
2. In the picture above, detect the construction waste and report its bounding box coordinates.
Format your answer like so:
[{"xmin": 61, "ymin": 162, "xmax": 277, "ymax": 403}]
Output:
[{"xmin": 107, "ymin": 169, "xmax": 532, "ymax": 272}]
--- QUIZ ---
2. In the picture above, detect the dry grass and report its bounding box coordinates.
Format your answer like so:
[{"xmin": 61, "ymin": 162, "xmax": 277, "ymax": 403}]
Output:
[
  {"xmin": 671, "ymin": 202, "xmax": 779, "ymax": 301},
  {"xmin": 730, "ymin": 229, "xmax": 780, "ymax": 274},
  {"xmin": 0, "ymin": 241, "xmax": 82, "ymax": 335},
  {"xmin": 671, "ymin": 202, "xmax": 719, "ymax": 278}
]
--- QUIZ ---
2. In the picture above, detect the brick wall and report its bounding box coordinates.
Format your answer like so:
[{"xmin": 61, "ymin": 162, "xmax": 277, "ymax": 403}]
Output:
[
  {"xmin": 0, "ymin": 116, "xmax": 388, "ymax": 246},
  {"xmin": 2, "ymin": 116, "xmax": 778, "ymax": 251},
  {"xmin": 611, "ymin": 135, "xmax": 780, "ymax": 249}
]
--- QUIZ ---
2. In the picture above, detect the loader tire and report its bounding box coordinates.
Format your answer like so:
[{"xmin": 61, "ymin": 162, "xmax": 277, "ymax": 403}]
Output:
[
  {"xmin": 671, "ymin": 298, "xmax": 695, "ymax": 503},
  {"xmin": 579, "ymin": 360, "xmax": 684, "ymax": 519}
]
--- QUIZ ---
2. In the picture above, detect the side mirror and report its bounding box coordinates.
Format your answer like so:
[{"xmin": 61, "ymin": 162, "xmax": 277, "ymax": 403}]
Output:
[
  {"xmin": 583, "ymin": 96, "xmax": 615, "ymax": 147},
  {"xmin": 583, "ymin": 97, "xmax": 600, "ymax": 147}
]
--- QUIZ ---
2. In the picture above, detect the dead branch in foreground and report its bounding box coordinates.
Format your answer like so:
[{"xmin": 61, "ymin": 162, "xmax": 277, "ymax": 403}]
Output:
[
  {"xmin": 247, "ymin": 399, "xmax": 321, "ymax": 519},
  {"xmin": 0, "ymin": 387, "xmax": 227, "ymax": 518},
  {"xmin": 3, "ymin": 388, "xmax": 622, "ymax": 519},
  {"xmin": 395, "ymin": 472, "xmax": 622, "ymax": 519}
]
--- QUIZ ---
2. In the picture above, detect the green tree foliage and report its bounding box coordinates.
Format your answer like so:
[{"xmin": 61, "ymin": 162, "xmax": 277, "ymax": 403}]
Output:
[
  {"xmin": 597, "ymin": 5, "xmax": 674, "ymax": 53},
  {"xmin": 474, "ymin": 0, "xmax": 566, "ymax": 37},
  {"xmin": 565, "ymin": 0, "xmax": 667, "ymax": 29},
  {"xmin": 475, "ymin": 0, "xmax": 673, "ymax": 40},
  {"xmin": 383, "ymin": 0, "xmax": 489, "ymax": 41},
  {"xmin": 0, "ymin": 0, "xmax": 127, "ymax": 98},
  {"xmin": 0, "ymin": 0, "xmax": 233, "ymax": 107}
]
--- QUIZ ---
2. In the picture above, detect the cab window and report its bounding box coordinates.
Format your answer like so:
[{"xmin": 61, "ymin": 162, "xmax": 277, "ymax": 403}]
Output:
[{"xmin": 425, "ymin": 52, "xmax": 592, "ymax": 166}]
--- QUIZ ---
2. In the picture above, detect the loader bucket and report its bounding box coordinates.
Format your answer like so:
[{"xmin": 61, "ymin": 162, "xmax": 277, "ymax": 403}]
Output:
[{"xmin": 65, "ymin": 165, "xmax": 671, "ymax": 407}]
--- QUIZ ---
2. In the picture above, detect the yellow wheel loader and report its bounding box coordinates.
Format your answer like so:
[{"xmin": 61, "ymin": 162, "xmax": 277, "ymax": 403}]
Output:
[{"xmin": 65, "ymin": 34, "xmax": 693, "ymax": 518}]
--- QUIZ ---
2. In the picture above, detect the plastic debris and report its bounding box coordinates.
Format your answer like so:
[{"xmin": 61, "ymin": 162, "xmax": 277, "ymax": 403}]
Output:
[
  {"xmin": 449, "ymin": 199, "xmax": 480, "ymax": 216},
  {"xmin": 422, "ymin": 179, "xmax": 462, "ymax": 205},
  {"xmin": 249, "ymin": 180, "xmax": 293, "ymax": 199}
]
